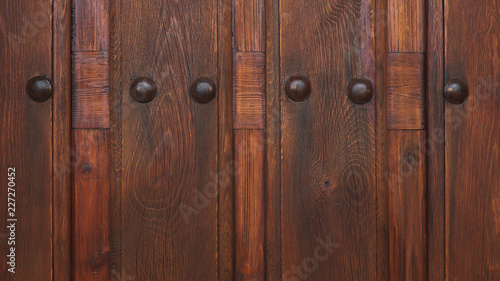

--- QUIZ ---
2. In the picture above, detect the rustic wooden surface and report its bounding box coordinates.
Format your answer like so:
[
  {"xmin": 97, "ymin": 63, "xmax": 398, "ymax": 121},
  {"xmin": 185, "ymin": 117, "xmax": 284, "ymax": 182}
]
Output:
[
  {"xmin": 388, "ymin": 130, "xmax": 426, "ymax": 281},
  {"xmin": 388, "ymin": 0, "xmax": 425, "ymax": 53},
  {"xmin": 280, "ymin": 0, "xmax": 377, "ymax": 280},
  {"xmin": 73, "ymin": 130, "xmax": 111, "ymax": 281},
  {"xmin": 445, "ymin": 0, "xmax": 500, "ymax": 279},
  {"xmin": 234, "ymin": 0, "xmax": 264, "ymax": 51},
  {"xmin": 0, "ymin": 0, "xmax": 53, "ymax": 279},
  {"xmin": 387, "ymin": 53, "xmax": 425, "ymax": 130},
  {"xmin": 110, "ymin": 0, "xmax": 230, "ymax": 279},
  {"xmin": 73, "ymin": 0, "xmax": 109, "ymax": 52}
]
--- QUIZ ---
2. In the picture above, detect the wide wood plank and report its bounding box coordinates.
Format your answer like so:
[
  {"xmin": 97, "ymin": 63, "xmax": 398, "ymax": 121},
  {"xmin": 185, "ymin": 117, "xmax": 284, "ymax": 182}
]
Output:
[
  {"xmin": 0, "ymin": 0, "xmax": 53, "ymax": 279},
  {"xmin": 388, "ymin": 130, "xmax": 426, "ymax": 281},
  {"xmin": 445, "ymin": 1, "xmax": 500, "ymax": 279},
  {"xmin": 73, "ymin": 130, "xmax": 111, "ymax": 281},
  {"xmin": 280, "ymin": 0, "xmax": 377, "ymax": 279},
  {"xmin": 110, "ymin": 0, "xmax": 222, "ymax": 279}
]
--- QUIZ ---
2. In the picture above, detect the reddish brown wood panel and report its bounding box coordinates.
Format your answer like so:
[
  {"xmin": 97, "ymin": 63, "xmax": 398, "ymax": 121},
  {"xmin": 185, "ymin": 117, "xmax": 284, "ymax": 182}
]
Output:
[
  {"xmin": 234, "ymin": 52, "xmax": 266, "ymax": 129},
  {"xmin": 387, "ymin": 53, "xmax": 425, "ymax": 130},
  {"xmin": 73, "ymin": 130, "xmax": 110, "ymax": 281},
  {"xmin": 0, "ymin": 1, "xmax": 53, "ymax": 279},
  {"xmin": 445, "ymin": 0, "xmax": 500, "ymax": 279},
  {"xmin": 110, "ymin": 0, "xmax": 229, "ymax": 279},
  {"xmin": 234, "ymin": 0, "xmax": 264, "ymax": 51},
  {"xmin": 73, "ymin": 0, "xmax": 109, "ymax": 52},
  {"xmin": 388, "ymin": 130, "xmax": 426, "ymax": 281},
  {"xmin": 235, "ymin": 130, "xmax": 265, "ymax": 281},
  {"xmin": 72, "ymin": 51, "xmax": 110, "ymax": 129},
  {"xmin": 280, "ymin": 0, "xmax": 377, "ymax": 279},
  {"xmin": 388, "ymin": 0, "xmax": 425, "ymax": 53}
]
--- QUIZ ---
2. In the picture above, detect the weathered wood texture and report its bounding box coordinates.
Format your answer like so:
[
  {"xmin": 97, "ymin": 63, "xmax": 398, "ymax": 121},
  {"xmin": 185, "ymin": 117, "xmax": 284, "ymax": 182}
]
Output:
[
  {"xmin": 73, "ymin": 0, "xmax": 109, "ymax": 52},
  {"xmin": 0, "ymin": 1, "xmax": 53, "ymax": 279},
  {"xmin": 234, "ymin": 52, "xmax": 266, "ymax": 129},
  {"xmin": 73, "ymin": 130, "xmax": 111, "ymax": 281},
  {"xmin": 235, "ymin": 130, "xmax": 265, "ymax": 281},
  {"xmin": 388, "ymin": 130, "xmax": 426, "ymax": 281},
  {"xmin": 110, "ymin": 0, "xmax": 230, "ymax": 279},
  {"xmin": 445, "ymin": 0, "xmax": 500, "ymax": 280},
  {"xmin": 280, "ymin": 0, "xmax": 377, "ymax": 279},
  {"xmin": 387, "ymin": 53, "xmax": 425, "ymax": 130},
  {"xmin": 72, "ymin": 51, "xmax": 110, "ymax": 129},
  {"xmin": 388, "ymin": 0, "xmax": 425, "ymax": 53},
  {"xmin": 234, "ymin": 0, "xmax": 264, "ymax": 51}
]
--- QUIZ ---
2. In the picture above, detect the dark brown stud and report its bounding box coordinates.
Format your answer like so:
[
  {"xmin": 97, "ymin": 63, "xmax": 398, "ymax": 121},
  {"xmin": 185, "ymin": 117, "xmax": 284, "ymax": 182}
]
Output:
[
  {"xmin": 285, "ymin": 75, "xmax": 311, "ymax": 102},
  {"xmin": 444, "ymin": 78, "xmax": 469, "ymax": 104},
  {"xmin": 26, "ymin": 76, "xmax": 52, "ymax": 102},
  {"xmin": 190, "ymin": 77, "xmax": 216, "ymax": 104},
  {"xmin": 130, "ymin": 77, "xmax": 157, "ymax": 103},
  {"xmin": 347, "ymin": 78, "xmax": 373, "ymax": 104}
]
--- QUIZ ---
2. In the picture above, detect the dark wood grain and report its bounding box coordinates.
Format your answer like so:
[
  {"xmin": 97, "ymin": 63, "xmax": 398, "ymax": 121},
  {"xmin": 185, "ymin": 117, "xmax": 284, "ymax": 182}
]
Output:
[
  {"xmin": 426, "ymin": 0, "xmax": 445, "ymax": 280},
  {"xmin": 110, "ymin": 0, "xmax": 225, "ymax": 279},
  {"xmin": 445, "ymin": 1, "xmax": 500, "ymax": 279},
  {"xmin": 280, "ymin": 0, "xmax": 377, "ymax": 279},
  {"xmin": 234, "ymin": 0, "xmax": 264, "ymax": 51},
  {"xmin": 53, "ymin": 0, "xmax": 73, "ymax": 279},
  {"xmin": 388, "ymin": 130, "xmax": 426, "ymax": 281},
  {"xmin": 235, "ymin": 130, "xmax": 265, "ymax": 281},
  {"xmin": 72, "ymin": 51, "xmax": 110, "ymax": 129},
  {"xmin": 388, "ymin": 0, "xmax": 425, "ymax": 53},
  {"xmin": 387, "ymin": 53, "xmax": 425, "ymax": 130},
  {"xmin": 73, "ymin": 0, "xmax": 109, "ymax": 52},
  {"xmin": 234, "ymin": 52, "xmax": 266, "ymax": 129},
  {"xmin": 0, "ymin": 0, "xmax": 53, "ymax": 279},
  {"xmin": 73, "ymin": 130, "xmax": 110, "ymax": 281}
]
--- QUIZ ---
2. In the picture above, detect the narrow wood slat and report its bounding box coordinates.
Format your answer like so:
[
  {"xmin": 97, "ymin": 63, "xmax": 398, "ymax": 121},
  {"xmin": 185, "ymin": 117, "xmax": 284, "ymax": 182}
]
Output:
[
  {"xmin": 73, "ymin": 0, "xmax": 109, "ymax": 52},
  {"xmin": 388, "ymin": 0, "xmax": 425, "ymax": 53},
  {"xmin": 235, "ymin": 130, "xmax": 265, "ymax": 281},
  {"xmin": 234, "ymin": 0, "xmax": 264, "ymax": 51},
  {"xmin": 234, "ymin": 52, "xmax": 265, "ymax": 129},
  {"xmin": 388, "ymin": 130, "xmax": 426, "ymax": 281},
  {"xmin": 72, "ymin": 51, "xmax": 110, "ymax": 129},
  {"xmin": 387, "ymin": 53, "xmax": 425, "ymax": 130},
  {"xmin": 73, "ymin": 130, "xmax": 111, "ymax": 281}
]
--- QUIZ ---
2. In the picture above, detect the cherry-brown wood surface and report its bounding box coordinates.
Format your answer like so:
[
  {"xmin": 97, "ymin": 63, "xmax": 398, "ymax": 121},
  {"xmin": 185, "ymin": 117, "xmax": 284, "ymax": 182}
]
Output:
[
  {"xmin": 279, "ymin": 0, "xmax": 377, "ymax": 280},
  {"xmin": 445, "ymin": 0, "xmax": 500, "ymax": 279},
  {"xmin": 0, "ymin": 1, "xmax": 53, "ymax": 280},
  {"xmin": 110, "ymin": 0, "xmax": 232, "ymax": 279}
]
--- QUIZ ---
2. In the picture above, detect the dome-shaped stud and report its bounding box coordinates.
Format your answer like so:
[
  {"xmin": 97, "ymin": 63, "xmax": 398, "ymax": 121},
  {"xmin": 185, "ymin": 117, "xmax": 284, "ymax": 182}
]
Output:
[
  {"xmin": 26, "ymin": 76, "xmax": 52, "ymax": 102},
  {"xmin": 347, "ymin": 78, "xmax": 373, "ymax": 104},
  {"xmin": 444, "ymin": 79, "xmax": 469, "ymax": 104},
  {"xmin": 285, "ymin": 75, "xmax": 311, "ymax": 102},
  {"xmin": 189, "ymin": 77, "xmax": 217, "ymax": 104},
  {"xmin": 130, "ymin": 77, "xmax": 157, "ymax": 103}
]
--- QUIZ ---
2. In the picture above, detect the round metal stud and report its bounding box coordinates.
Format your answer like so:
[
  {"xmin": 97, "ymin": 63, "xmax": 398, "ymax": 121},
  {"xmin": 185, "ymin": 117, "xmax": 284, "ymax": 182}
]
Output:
[
  {"xmin": 444, "ymin": 79, "xmax": 469, "ymax": 104},
  {"xmin": 285, "ymin": 75, "xmax": 311, "ymax": 102},
  {"xmin": 130, "ymin": 77, "xmax": 157, "ymax": 103},
  {"xmin": 189, "ymin": 77, "xmax": 216, "ymax": 104},
  {"xmin": 26, "ymin": 76, "xmax": 52, "ymax": 102},
  {"xmin": 347, "ymin": 78, "xmax": 373, "ymax": 104}
]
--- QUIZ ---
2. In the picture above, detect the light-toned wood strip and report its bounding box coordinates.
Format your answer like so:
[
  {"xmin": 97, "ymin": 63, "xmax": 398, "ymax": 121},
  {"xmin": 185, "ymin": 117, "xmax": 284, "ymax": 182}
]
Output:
[
  {"xmin": 72, "ymin": 51, "xmax": 110, "ymax": 129},
  {"xmin": 388, "ymin": 130, "xmax": 426, "ymax": 281},
  {"xmin": 234, "ymin": 0, "xmax": 265, "ymax": 51},
  {"xmin": 234, "ymin": 52, "xmax": 265, "ymax": 129},
  {"xmin": 74, "ymin": 0, "xmax": 109, "ymax": 52},
  {"xmin": 388, "ymin": 0, "xmax": 425, "ymax": 53},
  {"xmin": 235, "ymin": 130, "xmax": 265, "ymax": 281},
  {"xmin": 387, "ymin": 53, "xmax": 425, "ymax": 130},
  {"xmin": 73, "ymin": 130, "xmax": 111, "ymax": 281}
]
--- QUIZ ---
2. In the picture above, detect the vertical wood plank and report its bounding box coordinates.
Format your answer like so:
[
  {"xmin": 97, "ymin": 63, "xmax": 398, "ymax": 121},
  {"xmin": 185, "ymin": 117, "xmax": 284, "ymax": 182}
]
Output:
[
  {"xmin": 234, "ymin": 0, "xmax": 265, "ymax": 51},
  {"xmin": 388, "ymin": 0, "xmax": 425, "ymax": 53},
  {"xmin": 110, "ymin": 0, "xmax": 222, "ymax": 279},
  {"xmin": 73, "ymin": 130, "xmax": 110, "ymax": 281},
  {"xmin": 53, "ymin": 0, "xmax": 73, "ymax": 279},
  {"xmin": 235, "ymin": 130, "xmax": 265, "ymax": 281},
  {"xmin": 388, "ymin": 130, "xmax": 426, "ymax": 281},
  {"xmin": 280, "ymin": 0, "xmax": 377, "ymax": 279},
  {"xmin": 445, "ymin": 1, "xmax": 500, "ymax": 279},
  {"xmin": 0, "ymin": 0, "xmax": 53, "ymax": 279},
  {"xmin": 73, "ymin": 0, "xmax": 109, "ymax": 52}
]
